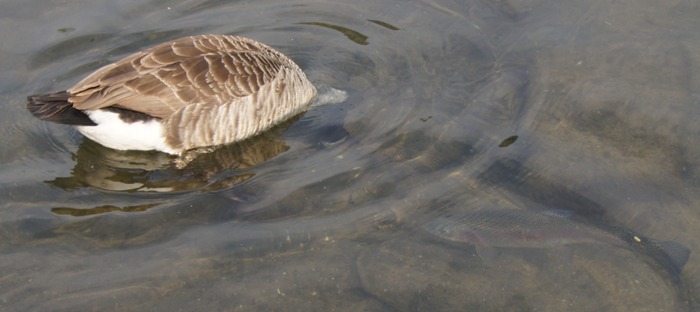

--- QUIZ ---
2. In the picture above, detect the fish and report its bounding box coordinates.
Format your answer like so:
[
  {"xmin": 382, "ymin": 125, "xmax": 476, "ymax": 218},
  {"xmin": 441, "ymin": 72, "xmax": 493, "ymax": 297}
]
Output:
[{"xmin": 425, "ymin": 208, "xmax": 691, "ymax": 284}]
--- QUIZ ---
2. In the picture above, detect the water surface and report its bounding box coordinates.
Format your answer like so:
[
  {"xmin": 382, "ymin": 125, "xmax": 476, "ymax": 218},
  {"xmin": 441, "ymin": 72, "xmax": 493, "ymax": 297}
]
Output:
[{"xmin": 1, "ymin": 0, "xmax": 700, "ymax": 310}]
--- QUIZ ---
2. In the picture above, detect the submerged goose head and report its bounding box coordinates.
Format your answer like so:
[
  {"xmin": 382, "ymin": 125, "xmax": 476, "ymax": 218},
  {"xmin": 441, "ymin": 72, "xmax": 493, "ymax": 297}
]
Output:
[{"xmin": 27, "ymin": 34, "xmax": 317, "ymax": 155}]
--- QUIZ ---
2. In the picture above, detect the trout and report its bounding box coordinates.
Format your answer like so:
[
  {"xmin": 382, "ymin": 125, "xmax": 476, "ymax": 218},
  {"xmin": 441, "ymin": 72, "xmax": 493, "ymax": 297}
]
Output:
[{"xmin": 425, "ymin": 208, "xmax": 690, "ymax": 284}]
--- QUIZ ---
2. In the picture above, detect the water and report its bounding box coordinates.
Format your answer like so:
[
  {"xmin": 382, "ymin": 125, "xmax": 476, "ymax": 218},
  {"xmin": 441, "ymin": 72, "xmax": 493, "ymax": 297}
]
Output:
[{"xmin": 1, "ymin": 0, "xmax": 700, "ymax": 310}]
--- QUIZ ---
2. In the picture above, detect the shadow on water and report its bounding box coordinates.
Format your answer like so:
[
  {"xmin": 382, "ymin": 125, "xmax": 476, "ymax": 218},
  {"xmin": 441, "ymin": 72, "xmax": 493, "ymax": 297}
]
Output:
[{"xmin": 478, "ymin": 158, "xmax": 606, "ymax": 220}]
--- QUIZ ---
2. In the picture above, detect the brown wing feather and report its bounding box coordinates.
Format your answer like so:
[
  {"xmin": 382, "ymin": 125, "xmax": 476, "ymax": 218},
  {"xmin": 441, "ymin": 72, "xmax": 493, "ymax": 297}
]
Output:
[{"xmin": 67, "ymin": 35, "xmax": 286, "ymax": 120}]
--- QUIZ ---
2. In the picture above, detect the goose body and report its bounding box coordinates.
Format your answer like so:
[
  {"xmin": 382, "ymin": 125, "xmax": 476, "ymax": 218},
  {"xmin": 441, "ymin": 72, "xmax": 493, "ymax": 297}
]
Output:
[{"xmin": 27, "ymin": 34, "xmax": 317, "ymax": 154}]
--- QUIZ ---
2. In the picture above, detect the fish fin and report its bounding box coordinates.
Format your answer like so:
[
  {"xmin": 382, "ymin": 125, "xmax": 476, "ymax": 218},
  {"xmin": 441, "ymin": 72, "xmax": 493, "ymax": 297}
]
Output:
[
  {"xmin": 475, "ymin": 245, "xmax": 499, "ymax": 266},
  {"xmin": 542, "ymin": 209, "xmax": 575, "ymax": 218},
  {"xmin": 658, "ymin": 240, "xmax": 691, "ymax": 272}
]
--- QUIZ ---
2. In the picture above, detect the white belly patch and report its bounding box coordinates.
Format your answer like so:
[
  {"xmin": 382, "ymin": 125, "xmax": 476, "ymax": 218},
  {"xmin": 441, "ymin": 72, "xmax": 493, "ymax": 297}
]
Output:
[{"xmin": 75, "ymin": 109, "xmax": 177, "ymax": 154}]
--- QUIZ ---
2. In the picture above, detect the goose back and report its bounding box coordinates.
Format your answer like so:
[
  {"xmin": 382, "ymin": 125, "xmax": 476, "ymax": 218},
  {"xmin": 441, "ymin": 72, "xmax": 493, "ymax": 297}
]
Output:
[{"xmin": 67, "ymin": 34, "xmax": 317, "ymax": 152}]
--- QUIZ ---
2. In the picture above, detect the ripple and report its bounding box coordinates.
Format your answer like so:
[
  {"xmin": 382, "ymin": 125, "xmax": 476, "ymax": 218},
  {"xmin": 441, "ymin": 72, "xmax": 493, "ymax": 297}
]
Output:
[{"xmin": 5, "ymin": 0, "xmax": 699, "ymax": 310}]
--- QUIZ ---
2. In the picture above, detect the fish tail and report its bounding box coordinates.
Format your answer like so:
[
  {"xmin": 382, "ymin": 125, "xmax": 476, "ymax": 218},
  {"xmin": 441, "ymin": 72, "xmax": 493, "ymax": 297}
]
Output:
[
  {"xmin": 606, "ymin": 225, "xmax": 690, "ymax": 284},
  {"xmin": 638, "ymin": 239, "xmax": 691, "ymax": 284},
  {"xmin": 658, "ymin": 240, "xmax": 691, "ymax": 282}
]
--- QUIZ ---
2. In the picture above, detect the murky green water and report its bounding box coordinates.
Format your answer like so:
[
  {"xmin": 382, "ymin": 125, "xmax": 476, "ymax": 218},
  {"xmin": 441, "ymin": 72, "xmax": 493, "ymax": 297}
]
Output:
[{"xmin": 2, "ymin": 0, "xmax": 700, "ymax": 310}]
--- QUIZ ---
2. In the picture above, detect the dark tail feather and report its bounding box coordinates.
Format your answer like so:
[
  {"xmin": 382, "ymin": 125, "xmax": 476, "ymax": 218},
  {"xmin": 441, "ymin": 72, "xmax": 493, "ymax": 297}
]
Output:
[{"xmin": 26, "ymin": 91, "xmax": 96, "ymax": 126}]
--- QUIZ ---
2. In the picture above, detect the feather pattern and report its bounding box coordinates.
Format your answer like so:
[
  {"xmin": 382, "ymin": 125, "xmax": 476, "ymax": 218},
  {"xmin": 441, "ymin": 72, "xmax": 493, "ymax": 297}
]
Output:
[{"xmin": 26, "ymin": 34, "xmax": 317, "ymax": 154}]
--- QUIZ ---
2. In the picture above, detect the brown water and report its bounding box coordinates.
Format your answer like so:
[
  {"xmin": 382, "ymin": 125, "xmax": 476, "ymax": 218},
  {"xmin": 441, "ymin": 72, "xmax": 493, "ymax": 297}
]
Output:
[{"xmin": 1, "ymin": 0, "xmax": 700, "ymax": 310}]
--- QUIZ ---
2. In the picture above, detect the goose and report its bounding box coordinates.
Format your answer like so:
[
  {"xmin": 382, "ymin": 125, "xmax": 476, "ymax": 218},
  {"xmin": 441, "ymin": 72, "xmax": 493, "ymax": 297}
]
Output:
[{"xmin": 26, "ymin": 34, "xmax": 318, "ymax": 155}]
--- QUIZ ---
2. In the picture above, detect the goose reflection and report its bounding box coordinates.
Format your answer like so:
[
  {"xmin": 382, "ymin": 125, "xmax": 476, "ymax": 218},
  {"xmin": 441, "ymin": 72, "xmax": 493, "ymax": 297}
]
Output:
[{"xmin": 47, "ymin": 116, "xmax": 299, "ymax": 196}]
